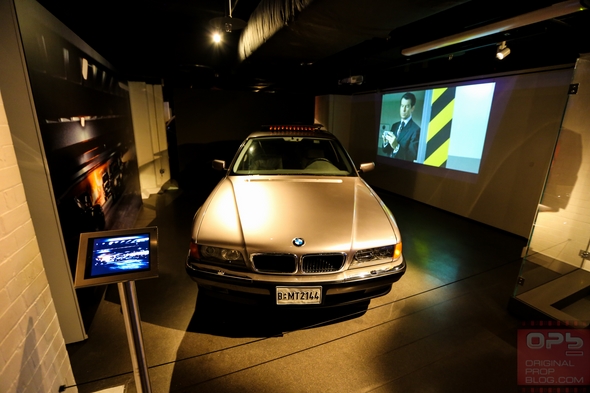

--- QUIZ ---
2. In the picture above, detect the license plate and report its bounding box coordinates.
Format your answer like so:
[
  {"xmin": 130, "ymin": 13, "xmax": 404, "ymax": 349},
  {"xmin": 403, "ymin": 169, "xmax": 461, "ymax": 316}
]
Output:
[{"xmin": 276, "ymin": 286, "xmax": 322, "ymax": 305}]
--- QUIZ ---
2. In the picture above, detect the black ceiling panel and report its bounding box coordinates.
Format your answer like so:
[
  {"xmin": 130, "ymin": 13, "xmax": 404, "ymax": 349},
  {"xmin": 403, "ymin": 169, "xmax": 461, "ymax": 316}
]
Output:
[{"xmin": 36, "ymin": 0, "xmax": 590, "ymax": 94}]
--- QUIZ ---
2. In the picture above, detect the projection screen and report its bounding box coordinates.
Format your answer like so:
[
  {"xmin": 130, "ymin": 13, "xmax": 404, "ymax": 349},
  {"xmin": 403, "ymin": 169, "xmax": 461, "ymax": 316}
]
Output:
[{"xmin": 348, "ymin": 67, "xmax": 575, "ymax": 237}]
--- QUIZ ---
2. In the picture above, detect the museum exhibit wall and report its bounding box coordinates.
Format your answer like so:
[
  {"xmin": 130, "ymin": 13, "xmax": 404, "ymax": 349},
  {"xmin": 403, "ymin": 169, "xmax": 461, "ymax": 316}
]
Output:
[
  {"xmin": 129, "ymin": 82, "xmax": 171, "ymax": 198},
  {"xmin": 172, "ymin": 88, "xmax": 314, "ymax": 191},
  {"xmin": 1, "ymin": 0, "xmax": 146, "ymax": 343},
  {"xmin": 344, "ymin": 67, "xmax": 574, "ymax": 238},
  {"xmin": 0, "ymin": 0, "xmax": 86, "ymax": 344},
  {"xmin": 0, "ymin": 91, "xmax": 77, "ymax": 391}
]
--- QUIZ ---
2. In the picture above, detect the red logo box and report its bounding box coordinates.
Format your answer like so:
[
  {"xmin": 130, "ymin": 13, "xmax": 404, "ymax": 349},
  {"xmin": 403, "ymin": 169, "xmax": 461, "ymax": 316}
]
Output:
[{"xmin": 518, "ymin": 327, "xmax": 590, "ymax": 387}]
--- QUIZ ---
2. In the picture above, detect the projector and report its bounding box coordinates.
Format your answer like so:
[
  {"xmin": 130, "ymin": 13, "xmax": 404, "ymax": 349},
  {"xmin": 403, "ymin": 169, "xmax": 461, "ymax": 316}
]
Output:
[{"xmin": 338, "ymin": 75, "xmax": 364, "ymax": 85}]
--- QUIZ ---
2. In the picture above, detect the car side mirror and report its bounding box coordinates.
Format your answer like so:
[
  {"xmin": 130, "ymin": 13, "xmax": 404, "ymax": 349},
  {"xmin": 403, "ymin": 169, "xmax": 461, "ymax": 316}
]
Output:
[
  {"xmin": 359, "ymin": 162, "xmax": 375, "ymax": 173},
  {"xmin": 212, "ymin": 159, "xmax": 226, "ymax": 171}
]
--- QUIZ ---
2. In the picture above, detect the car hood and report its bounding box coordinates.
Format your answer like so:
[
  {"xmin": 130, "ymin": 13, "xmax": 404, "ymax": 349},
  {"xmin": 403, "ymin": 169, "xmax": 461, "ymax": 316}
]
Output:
[{"xmin": 194, "ymin": 176, "xmax": 399, "ymax": 255}]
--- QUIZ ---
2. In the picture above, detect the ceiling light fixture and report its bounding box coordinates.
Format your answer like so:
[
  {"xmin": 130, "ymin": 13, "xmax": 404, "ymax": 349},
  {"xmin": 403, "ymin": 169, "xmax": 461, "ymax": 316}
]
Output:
[
  {"xmin": 338, "ymin": 75, "xmax": 364, "ymax": 85},
  {"xmin": 496, "ymin": 41, "xmax": 510, "ymax": 59},
  {"xmin": 210, "ymin": 0, "xmax": 247, "ymax": 33},
  {"xmin": 401, "ymin": 0, "xmax": 586, "ymax": 56}
]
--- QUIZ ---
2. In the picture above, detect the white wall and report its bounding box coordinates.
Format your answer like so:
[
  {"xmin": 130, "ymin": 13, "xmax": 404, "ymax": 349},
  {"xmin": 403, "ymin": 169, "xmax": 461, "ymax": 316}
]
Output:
[
  {"xmin": 129, "ymin": 82, "xmax": 171, "ymax": 198},
  {"xmin": 0, "ymin": 91, "xmax": 77, "ymax": 393}
]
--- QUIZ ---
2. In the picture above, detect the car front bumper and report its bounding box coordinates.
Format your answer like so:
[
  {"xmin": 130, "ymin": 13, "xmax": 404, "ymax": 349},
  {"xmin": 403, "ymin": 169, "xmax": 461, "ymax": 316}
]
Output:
[{"xmin": 185, "ymin": 258, "xmax": 406, "ymax": 307}]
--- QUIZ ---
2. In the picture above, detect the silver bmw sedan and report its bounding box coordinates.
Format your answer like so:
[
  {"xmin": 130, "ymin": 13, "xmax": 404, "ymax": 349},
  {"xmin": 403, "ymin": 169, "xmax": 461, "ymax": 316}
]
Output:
[{"xmin": 186, "ymin": 125, "xmax": 405, "ymax": 307}]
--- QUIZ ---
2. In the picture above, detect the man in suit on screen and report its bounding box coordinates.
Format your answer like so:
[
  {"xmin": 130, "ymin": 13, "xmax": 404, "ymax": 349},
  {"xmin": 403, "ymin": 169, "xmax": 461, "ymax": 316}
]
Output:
[{"xmin": 381, "ymin": 92, "xmax": 420, "ymax": 162}]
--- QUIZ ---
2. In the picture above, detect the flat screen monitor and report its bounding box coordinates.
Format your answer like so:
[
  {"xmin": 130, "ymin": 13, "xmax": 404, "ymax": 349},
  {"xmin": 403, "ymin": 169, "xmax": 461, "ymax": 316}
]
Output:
[{"xmin": 74, "ymin": 227, "xmax": 158, "ymax": 288}]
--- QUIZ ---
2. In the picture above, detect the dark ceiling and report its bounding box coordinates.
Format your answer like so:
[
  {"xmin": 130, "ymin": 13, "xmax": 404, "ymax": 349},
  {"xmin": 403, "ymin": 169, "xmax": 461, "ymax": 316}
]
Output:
[{"xmin": 36, "ymin": 0, "xmax": 590, "ymax": 95}]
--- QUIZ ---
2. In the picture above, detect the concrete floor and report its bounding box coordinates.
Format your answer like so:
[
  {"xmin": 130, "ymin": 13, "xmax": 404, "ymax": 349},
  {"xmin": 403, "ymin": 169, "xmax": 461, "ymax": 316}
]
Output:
[{"xmin": 65, "ymin": 186, "xmax": 529, "ymax": 393}]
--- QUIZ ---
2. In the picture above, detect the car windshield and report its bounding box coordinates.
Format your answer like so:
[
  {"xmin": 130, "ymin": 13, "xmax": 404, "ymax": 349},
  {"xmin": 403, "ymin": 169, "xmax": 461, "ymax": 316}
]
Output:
[{"xmin": 231, "ymin": 136, "xmax": 356, "ymax": 176}]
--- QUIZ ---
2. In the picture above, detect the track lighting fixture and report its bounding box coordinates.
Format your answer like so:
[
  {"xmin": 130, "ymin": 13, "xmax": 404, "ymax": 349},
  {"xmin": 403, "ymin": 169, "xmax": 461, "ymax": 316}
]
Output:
[
  {"xmin": 496, "ymin": 41, "xmax": 510, "ymax": 60},
  {"xmin": 401, "ymin": 0, "xmax": 584, "ymax": 57}
]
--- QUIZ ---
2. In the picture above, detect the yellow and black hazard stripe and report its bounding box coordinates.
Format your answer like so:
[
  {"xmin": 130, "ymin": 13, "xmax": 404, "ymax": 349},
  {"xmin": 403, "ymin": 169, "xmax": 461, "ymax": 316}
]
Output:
[{"xmin": 424, "ymin": 87, "xmax": 455, "ymax": 167}]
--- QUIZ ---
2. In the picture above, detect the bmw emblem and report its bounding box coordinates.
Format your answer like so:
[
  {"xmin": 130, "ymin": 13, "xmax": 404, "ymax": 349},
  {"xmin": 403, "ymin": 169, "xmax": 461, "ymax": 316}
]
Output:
[{"xmin": 293, "ymin": 238, "xmax": 305, "ymax": 247}]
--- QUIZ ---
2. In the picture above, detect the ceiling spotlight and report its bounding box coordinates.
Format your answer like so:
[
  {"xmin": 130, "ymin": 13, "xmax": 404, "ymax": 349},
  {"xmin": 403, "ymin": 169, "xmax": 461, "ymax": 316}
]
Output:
[
  {"xmin": 338, "ymin": 75, "xmax": 364, "ymax": 85},
  {"xmin": 209, "ymin": 0, "xmax": 246, "ymax": 33},
  {"xmin": 213, "ymin": 32, "xmax": 222, "ymax": 43},
  {"xmin": 496, "ymin": 41, "xmax": 510, "ymax": 60}
]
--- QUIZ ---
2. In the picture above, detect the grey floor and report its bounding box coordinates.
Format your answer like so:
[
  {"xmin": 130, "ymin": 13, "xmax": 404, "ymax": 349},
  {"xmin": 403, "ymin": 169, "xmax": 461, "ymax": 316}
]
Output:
[{"xmin": 65, "ymin": 186, "xmax": 528, "ymax": 393}]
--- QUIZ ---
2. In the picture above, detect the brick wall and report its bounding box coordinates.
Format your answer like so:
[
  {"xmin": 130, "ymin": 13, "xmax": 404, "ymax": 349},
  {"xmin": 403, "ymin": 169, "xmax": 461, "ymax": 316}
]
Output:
[{"xmin": 0, "ymin": 92, "xmax": 77, "ymax": 392}]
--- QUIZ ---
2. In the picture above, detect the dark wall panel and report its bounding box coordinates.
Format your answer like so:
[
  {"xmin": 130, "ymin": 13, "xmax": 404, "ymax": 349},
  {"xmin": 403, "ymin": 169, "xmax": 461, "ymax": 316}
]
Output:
[{"xmin": 173, "ymin": 89, "xmax": 314, "ymax": 191}]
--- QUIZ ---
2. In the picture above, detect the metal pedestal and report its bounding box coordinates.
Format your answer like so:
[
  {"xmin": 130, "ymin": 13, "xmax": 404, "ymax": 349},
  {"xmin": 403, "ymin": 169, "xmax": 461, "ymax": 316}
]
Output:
[{"xmin": 118, "ymin": 281, "xmax": 152, "ymax": 393}]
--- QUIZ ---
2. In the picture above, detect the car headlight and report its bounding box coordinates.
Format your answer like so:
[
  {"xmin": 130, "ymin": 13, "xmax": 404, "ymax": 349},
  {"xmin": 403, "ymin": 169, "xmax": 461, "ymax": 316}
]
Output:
[
  {"xmin": 189, "ymin": 241, "xmax": 245, "ymax": 266},
  {"xmin": 353, "ymin": 243, "xmax": 402, "ymax": 265}
]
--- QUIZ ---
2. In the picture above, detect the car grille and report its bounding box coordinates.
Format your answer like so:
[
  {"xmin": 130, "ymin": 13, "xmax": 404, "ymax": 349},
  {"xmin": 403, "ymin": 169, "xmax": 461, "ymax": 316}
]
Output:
[
  {"xmin": 251, "ymin": 253, "xmax": 346, "ymax": 274},
  {"xmin": 302, "ymin": 254, "xmax": 345, "ymax": 273},
  {"xmin": 252, "ymin": 254, "xmax": 297, "ymax": 273}
]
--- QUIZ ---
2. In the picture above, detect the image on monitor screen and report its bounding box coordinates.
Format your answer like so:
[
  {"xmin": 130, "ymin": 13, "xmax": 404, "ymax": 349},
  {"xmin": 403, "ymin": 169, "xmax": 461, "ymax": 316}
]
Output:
[
  {"xmin": 377, "ymin": 81, "xmax": 495, "ymax": 174},
  {"xmin": 87, "ymin": 233, "xmax": 151, "ymax": 278}
]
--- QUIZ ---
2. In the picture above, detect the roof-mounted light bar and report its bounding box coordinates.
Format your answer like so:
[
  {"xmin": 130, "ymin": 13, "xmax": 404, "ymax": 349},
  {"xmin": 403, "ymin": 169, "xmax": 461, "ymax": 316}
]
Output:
[{"xmin": 263, "ymin": 124, "xmax": 324, "ymax": 131}]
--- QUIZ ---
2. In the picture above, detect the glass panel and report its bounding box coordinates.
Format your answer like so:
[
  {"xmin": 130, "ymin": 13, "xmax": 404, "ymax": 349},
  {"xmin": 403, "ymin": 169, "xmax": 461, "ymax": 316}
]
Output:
[{"xmin": 513, "ymin": 56, "xmax": 590, "ymax": 326}]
